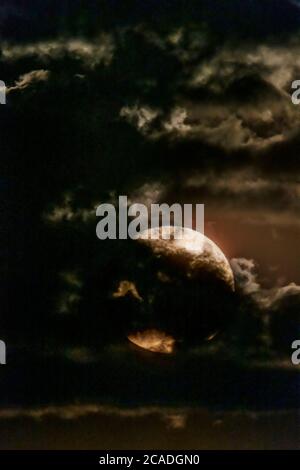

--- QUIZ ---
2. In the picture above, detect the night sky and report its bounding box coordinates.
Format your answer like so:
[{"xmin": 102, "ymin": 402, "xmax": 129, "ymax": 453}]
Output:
[{"xmin": 0, "ymin": 0, "xmax": 299, "ymax": 449}]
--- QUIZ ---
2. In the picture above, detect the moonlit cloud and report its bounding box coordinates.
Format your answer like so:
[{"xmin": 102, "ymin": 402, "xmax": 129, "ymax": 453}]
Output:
[
  {"xmin": 7, "ymin": 69, "xmax": 50, "ymax": 92},
  {"xmin": 112, "ymin": 280, "xmax": 143, "ymax": 302},
  {"xmin": 128, "ymin": 329, "xmax": 176, "ymax": 354},
  {"xmin": 163, "ymin": 413, "xmax": 187, "ymax": 429},
  {"xmin": 2, "ymin": 34, "xmax": 115, "ymax": 68},
  {"xmin": 44, "ymin": 193, "xmax": 96, "ymax": 223},
  {"xmin": 128, "ymin": 182, "xmax": 164, "ymax": 208},
  {"xmin": 117, "ymin": 29, "xmax": 300, "ymax": 151},
  {"xmin": 182, "ymin": 169, "xmax": 300, "ymax": 227},
  {"xmin": 120, "ymin": 105, "xmax": 159, "ymax": 132},
  {"xmin": 0, "ymin": 403, "xmax": 189, "ymax": 426},
  {"xmin": 230, "ymin": 258, "xmax": 260, "ymax": 295},
  {"xmin": 231, "ymin": 257, "xmax": 300, "ymax": 308}
]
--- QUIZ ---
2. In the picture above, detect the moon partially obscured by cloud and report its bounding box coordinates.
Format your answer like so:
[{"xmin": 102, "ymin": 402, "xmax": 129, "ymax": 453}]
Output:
[
  {"xmin": 128, "ymin": 329, "xmax": 176, "ymax": 354},
  {"xmin": 139, "ymin": 226, "xmax": 235, "ymax": 291},
  {"xmin": 121, "ymin": 227, "xmax": 236, "ymax": 352}
]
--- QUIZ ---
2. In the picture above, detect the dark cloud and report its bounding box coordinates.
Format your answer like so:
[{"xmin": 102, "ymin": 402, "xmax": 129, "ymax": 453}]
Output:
[
  {"xmin": 1, "ymin": 0, "xmax": 300, "ymax": 41},
  {"xmin": 0, "ymin": 405, "xmax": 298, "ymax": 450}
]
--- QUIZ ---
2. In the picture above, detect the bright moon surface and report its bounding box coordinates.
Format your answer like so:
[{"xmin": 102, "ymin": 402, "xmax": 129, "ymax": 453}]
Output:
[
  {"xmin": 128, "ymin": 329, "xmax": 175, "ymax": 354},
  {"xmin": 139, "ymin": 226, "xmax": 234, "ymax": 290}
]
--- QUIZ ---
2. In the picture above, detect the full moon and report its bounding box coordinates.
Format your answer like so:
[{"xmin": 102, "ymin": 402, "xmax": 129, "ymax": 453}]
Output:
[{"xmin": 114, "ymin": 226, "xmax": 235, "ymax": 354}]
